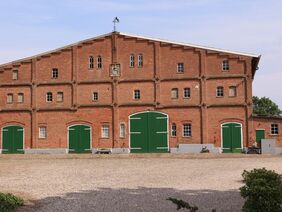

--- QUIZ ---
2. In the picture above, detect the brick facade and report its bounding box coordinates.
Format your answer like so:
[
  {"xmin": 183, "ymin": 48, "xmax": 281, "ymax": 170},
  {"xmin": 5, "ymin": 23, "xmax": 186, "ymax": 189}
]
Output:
[{"xmin": 0, "ymin": 31, "xmax": 280, "ymax": 153}]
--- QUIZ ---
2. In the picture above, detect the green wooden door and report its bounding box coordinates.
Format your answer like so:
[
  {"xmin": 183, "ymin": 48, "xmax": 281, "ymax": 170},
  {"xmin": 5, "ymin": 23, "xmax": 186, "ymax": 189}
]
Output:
[
  {"xmin": 130, "ymin": 111, "xmax": 168, "ymax": 153},
  {"xmin": 2, "ymin": 126, "xmax": 24, "ymax": 154},
  {"xmin": 222, "ymin": 123, "xmax": 242, "ymax": 153},
  {"xmin": 256, "ymin": 130, "xmax": 265, "ymax": 143},
  {"xmin": 68, "ymin": 125, "xmax": 91, "ymax": 153}
]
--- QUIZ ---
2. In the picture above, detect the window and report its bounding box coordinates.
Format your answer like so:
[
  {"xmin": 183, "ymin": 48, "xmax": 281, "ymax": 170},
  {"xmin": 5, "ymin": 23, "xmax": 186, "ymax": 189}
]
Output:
[
  {"xmin": 177, "ymin": 63, "xmax": 184, "ymax": 73},
  {"xmin": 216, "ymin": 86, "xmax": 224, "ymax": 97},
  {"xmin": 171, "ymin": 88, "xmax": 178, "ymax": 99},
  {"xmin": 138, "ymin": 54, "xmax": 143, "ymax": 67},
  {"xmin": 17, "ymin": 93, "xmax": 24, "ymax": 103},
  {"xmin": 46, "ymin": 92, "xmax": 53, "ymax": 102},
  {"xmin": 52, "ymin": 68, "xmax": 58, "ymax": 79},
  {"xmin": 92, "ymin": 92, "xmax": 98, "ymax": 101},
  {"xmin": 183, "ymin": 123, "xmax": 192, "ymax": 137},
  {"xmin": 222, "ymin": 59, "xmax": 229, "ymax": 71},
  {"xmin": 130, "ymin": 54, "xmax": 135, "ymax": 67},
  {"xmin": 89, "ymin": 56, "xmax": 94, "ymax": 69},
  {"xmin": 134, "ymin": 90, "xmax": 140, "ymax": 100},
  {"xmin": 101, "ymin": 125, "xmax": 109, "ymax": 138},
  {"xmin": 271, "ymin": 124, "xmax": 279, "ymax": 135},
  {"xmin": 97, "ymin": 56, "xmax": 102, "ymax": 69},
  {"xmin": 171, "ymin": 123, "xmax": 177, "ymax": 137},
  {"xmin": 183, "ymin": 88, "xmax": 191, "ymax": 98},
  {"xmin": 120, "ymin": 123, "xmax": 126, "ymax": 138},
  {"xmin": 7, "ymin": 93, "xmax": 13, "ymax": 103},
  {"xmin": 12, "ymin": 70, "xmax": 18, "ymax": 80},
  {"xmin": 229, "ymin": 86, "xmax": 237, "ymax": 97},
  {"xmin": 39, "ymin": 126, "xmax": 47, "ymax": 139},
  {"xmin": 57, "ymin": 92, "xmax": 64, "ymax": 102}
]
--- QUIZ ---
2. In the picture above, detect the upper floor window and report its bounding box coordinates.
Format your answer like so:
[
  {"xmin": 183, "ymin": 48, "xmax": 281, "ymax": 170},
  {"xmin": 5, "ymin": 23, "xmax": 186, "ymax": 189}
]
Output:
[
  {"xmin": 138, "ymin": 54, "xmax": 143, "ymax": 67},
  {"xmin": 183, "ymin": 123, "xmax": 192, "ymax": 137},
  {"xmin": 52, "ymin": 68, "xmax": 58, "ymax": 79},
  {"xmin": 183, "ymin": 88, "xmax": 191, "ymax": 98},
  {"xmin": 7, "ymin": 93, "xmax": 13, "ymax": 104},
  {"xmin": 97, "ymin": 56, "xmax": 102, "ymax": 69},
  {"xmin": 177, "ymin": 63, "xmax": 184, "ymax": 73},
  {"xmin": 46, "ymin": 92, "xmax": 53, "ymax": 102},
  {"xmin": 18, "ymin": 93, "xmax": 24, "ymax": 103},
  {"xmin": 92, "ymin": 92, "xmax": 98, "ymax": 101},
  {"xmin": 171, "ymin": 88, "xmax": 179, "ymax": 99},
  {"xmin": 89, "ymin": 56, "xmax": 94, "ymax": 69},
  {"xmin": 12, "ymin": 70, "xmax": 18, "ymax": 80},
  {"xmin": 222, "ymin": 59, "xmax": 229, "ymax": 71},
  {"xmin": 130, "ymin": 54, "xmax": 135, "ymax": 68},
  {"xmin": 171, "ymin": 123, "xmax": 177, "ymax": 137},
  {"xmin": 39, "ymin": 126, "xmax": 47, "ymax": 139},
  {"xmin": 101, "ymin": 125, "xmax": 109, "ymax": 138},
  {"xmin": 271, "ymin": 124, "xmax": 279, "ymax": 135},
  {"xmin": 216, "ymin": 86, "xmax": 224, "ymax": 97},
  {"xmin": 120, "ymin": 123, "xmax": 126, "ymax": 138},
  {"xmin": 57, "ymin": 92, "xmax": 64, "ymax": 102},
  {"xmin": 229, "ymin": 86, "xmax": 237, "ymax": 97},
  {"xmin": 134, "ymin": 90, "xmax": 141, "ymax": 100}
]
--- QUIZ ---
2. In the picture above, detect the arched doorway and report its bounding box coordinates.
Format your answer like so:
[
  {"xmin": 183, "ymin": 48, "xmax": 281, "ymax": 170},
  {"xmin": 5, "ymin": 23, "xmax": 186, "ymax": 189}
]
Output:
[
  {"xmin": 68, "ymin": 124, "xmax": 91, "ymax": 153},
  {"xmin": 221, "ymin": 122, "xmax": 243, "ymax": 153},
  {"xmin": 2, "ymin": 125, "xmax": 24, "ymax": 154}
]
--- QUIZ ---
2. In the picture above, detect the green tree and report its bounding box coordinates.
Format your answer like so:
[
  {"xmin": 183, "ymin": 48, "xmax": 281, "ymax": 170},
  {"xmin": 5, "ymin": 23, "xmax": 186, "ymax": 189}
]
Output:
[{"xmin": 253, "ymin": 96, "xmax": 281, "ymax": 116}]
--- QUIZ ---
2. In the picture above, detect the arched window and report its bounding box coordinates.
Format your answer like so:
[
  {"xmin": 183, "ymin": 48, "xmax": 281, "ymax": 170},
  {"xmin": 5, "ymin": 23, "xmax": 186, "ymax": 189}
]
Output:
[
  {"xmin": 97, "ymin": 56, "xmax": 102, "ymax": 69},
  {"xmin": 138, "ymin": 54, "xmax": 143, "ymax": 67},
  {"xmin": 89, "ymin": 56, "xmax": 94, "ymax": 69}
]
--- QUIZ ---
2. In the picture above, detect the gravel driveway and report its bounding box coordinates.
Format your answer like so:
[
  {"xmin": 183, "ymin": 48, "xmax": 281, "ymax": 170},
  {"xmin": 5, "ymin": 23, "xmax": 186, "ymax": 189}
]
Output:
[{"xmin": 0, "ymin": 154, "xmax": 281, "ymax": 212}]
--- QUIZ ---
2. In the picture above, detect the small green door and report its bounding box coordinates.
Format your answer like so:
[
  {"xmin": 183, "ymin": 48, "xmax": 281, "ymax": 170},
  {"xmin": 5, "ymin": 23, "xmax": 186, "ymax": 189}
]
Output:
[
  {"xmin": 2, "ymin": 126, "xmax": 24, "ymax": 154},
  {"xmin": 130, "ymin": 111, "xmax": 168, "ymax": 153},
  {"xmin": 256, "ymin": 130, "xmax": 265, "ymax": 147},
  {"xmin": 68, "ymin": 125, "xmax": 91, "ymax": 153},
  {"xmin": 222, "ymin": 123, "xmax": 242, "ymax": 153}
]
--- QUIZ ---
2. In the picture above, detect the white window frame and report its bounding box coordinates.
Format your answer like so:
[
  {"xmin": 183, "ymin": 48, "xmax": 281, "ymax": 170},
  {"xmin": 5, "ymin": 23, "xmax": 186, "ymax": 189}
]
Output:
[
  {"xmin": 46, "ymin": 92, "xmax": 53, "ymax": 102},
  {"xmin": 101, "ymin": 125, "xmax": 109, "ymax": 138},
  {"xmin": 120, "ymin": 123, "xmax": 126, "ymax": 138},
  {"xmin": 7, "ymin": 93, "xmax": 13, "ymax": 104},
  {"xmin": 134, "ymin": 90, "xmax": 140, "ymax": 100},
  {"xmin": 183, "ymin": 123, "xmax": 192, "ymax": 137},
  {"xmin": 171, "ymin": 123, "xmax": 177, "ymax": 137},
  {"xmin": 138, "ymin": 54, "xmax": 143, "ymax": 67},
  {"xmin": 89, "ymin": 56, "xmax": 94, "ymax": 69},
  {"xmin": 222, "ymin": 59, "xmax": 229, "ymax": 71},
  {"xmin": 183, "ymin": 87, "xmax": 190, "ymax": 98},
  {"xmin": 177, "ymin": 63, "xmax": 184, "ymax": 73},
  {"xmin": 171, "ymin": 88, "xmax": 179, "ymax": 99},
  {"xmin": 92, "ymin": 92, "xmax": 98, "ymax": 101},
  {"xmin": 271, "ymin": 124, "xmax": 279, "ymax": 135},
  {"xmin": 97, "ymin": 56, "xmax": 102, "ymax": 69},
  {"xmin": 52, "ymin": 68, "xmax": 58, "ymax": 79},
  {"xmin": 17, "ymin": 93, "xmax": 24, "ymax": 103},
  {"xmin": 39, "ymin": 126, "xmax": 47, "ymax": 139},
  {"xmin": 130, "ymin": 54, "xmax": 135, "ymax": 68},
  {"xmin": 216, "ymin": 86, "xmax": 224, "ymax": 97},
  {"xmin": 12, "ymin": 70, "xmax": 18, "ymax": 80},
  {"xmin": 57, "ymin": 92, "xmax": 64, "ymax": 102},
  {"xmin": 229, "ymin": 86, "xmax": 237, "ymax": 97}
]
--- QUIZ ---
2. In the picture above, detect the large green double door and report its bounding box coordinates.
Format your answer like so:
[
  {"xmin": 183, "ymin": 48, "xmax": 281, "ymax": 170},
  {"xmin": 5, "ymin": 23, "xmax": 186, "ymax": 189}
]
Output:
[
  {"xmin": 222, "ymin": 123, "xmax": 242, "ymax": 153},
  {"xmin": 130, "ymin": 111, "xmax": 168, "ymax": 153},
  {"xmin": 2, "ymin": 126, "xmax": 24, "ymax": 154},
  {"xmin": 68, "ymin": 125, "xmax": 91, "ymax": 153}
]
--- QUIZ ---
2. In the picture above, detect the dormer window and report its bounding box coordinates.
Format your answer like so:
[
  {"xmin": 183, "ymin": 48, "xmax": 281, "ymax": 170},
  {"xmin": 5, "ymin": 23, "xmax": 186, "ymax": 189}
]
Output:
[{"xmin": 222, "ymin": 59, "xmax": 229, "ymax": 71}]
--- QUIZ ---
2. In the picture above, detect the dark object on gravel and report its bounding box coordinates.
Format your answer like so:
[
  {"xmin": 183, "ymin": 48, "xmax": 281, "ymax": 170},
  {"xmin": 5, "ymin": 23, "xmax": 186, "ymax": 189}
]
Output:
[
  {"xmin": 200, "ymin": 146, "xmax": 210, "ymax": 153},
  {"xmin": 167, "ymin": 197, "xmax": 198, "ymax": 211},
  {"xmin": 246, "ymin": 147, "xmax": 261, "ymax": 154}
]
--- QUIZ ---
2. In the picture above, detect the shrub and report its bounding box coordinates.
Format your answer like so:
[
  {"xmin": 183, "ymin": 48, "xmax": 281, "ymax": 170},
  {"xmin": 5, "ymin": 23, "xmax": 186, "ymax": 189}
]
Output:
[
  {"xmin": 240, "ymin": 168, "xmax": 282, "ymax": 212},
  {"xmin": 0, "ymin": 192, "xmax": 24, "ymax": 212}
]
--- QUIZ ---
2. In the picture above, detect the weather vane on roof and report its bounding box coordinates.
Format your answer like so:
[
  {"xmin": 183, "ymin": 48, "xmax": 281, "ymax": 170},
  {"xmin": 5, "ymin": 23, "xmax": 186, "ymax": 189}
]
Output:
[{"xmin": 113, "ymin": 17, "xmax": 120, "ymax": 32}]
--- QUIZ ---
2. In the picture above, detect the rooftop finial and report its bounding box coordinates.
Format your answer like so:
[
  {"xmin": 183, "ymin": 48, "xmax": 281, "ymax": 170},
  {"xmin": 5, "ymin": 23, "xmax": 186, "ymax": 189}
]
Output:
[{"xmin": 113, "ymin": 17, "xmax": 120, "ymax": 32}]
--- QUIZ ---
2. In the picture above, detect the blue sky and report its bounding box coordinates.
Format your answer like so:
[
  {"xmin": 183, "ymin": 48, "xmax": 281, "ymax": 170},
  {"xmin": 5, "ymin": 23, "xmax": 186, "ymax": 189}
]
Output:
[{"xmin": 0, "ymin": 0, "xmax": 281, "ymax": 107}]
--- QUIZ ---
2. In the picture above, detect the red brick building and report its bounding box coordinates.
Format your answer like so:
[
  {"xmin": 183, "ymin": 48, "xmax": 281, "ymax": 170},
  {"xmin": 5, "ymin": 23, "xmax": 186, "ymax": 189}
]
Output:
[{"xmin": 0, "ymin": 31, "xmax": 281, "ymax": 154}]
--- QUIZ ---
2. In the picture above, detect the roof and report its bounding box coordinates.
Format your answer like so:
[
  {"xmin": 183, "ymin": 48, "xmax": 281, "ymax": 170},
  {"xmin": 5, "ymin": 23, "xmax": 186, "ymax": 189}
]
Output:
[
  {"xmin": 0, "ymin": 31, "xmax": 260, "ymax": 68},
  {"xmin": 252, "ymin": 114, "xmax": 282, "ymax": 120}
]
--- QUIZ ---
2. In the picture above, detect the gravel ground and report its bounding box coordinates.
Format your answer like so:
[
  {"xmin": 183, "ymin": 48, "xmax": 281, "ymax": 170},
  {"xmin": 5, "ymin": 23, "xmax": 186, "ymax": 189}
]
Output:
[{"xmin": 0, "ymin": 154, "xmax": 282, "ymax": 212}]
